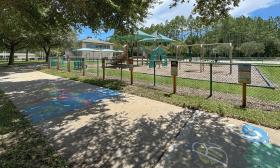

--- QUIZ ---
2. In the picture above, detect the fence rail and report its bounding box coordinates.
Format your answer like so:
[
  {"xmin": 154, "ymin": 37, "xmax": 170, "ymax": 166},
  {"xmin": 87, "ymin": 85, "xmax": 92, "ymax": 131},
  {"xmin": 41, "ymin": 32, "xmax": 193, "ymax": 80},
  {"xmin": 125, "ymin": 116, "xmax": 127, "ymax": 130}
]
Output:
[{"xmin": 48, "ymin": 57, "xmax": 280, "ymax": 111}]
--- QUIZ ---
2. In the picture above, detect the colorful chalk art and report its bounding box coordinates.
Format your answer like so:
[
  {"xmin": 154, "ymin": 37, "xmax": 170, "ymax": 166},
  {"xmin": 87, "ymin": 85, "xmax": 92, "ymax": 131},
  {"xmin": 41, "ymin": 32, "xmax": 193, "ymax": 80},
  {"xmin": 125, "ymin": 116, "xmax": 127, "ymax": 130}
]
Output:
[
  {"xmin": 241, "ymin": 124, "xmax": 270, "ymax": 144},
  {"xmin": 22, "ymin": 88, "xmax": 119, "ymax": 123},
  {"xmin": 189, "ymin": 124, "xmax": 280, "ymax": 168}
]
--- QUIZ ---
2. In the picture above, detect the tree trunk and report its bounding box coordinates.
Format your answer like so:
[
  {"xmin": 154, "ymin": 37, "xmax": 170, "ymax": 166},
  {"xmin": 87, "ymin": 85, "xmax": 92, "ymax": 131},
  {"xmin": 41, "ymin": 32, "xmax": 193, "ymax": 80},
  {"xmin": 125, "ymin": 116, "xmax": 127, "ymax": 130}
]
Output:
[
  {"xmin": 26, "ymin": 49, "xmax": 29, "ymax": 62},
  {"xmin": 8, "ymin": 45, "xmax": 15, "ymax": 65},
  {"xmin": 43, "ymin": 47, "xmax": 51, "ymax": 62}
]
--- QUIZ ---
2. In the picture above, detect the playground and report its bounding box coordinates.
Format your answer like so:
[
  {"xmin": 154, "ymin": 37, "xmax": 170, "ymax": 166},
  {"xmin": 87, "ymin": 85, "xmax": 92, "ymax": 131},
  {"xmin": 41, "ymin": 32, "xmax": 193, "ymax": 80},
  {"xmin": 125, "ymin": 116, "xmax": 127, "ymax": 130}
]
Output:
[
  {"xmin": 3, "ymin": 30, "xmax": 280, "ymax": 167},
  {"xmin": 105, "ymin": 33, "xmax": 276, "ymax": 89}
]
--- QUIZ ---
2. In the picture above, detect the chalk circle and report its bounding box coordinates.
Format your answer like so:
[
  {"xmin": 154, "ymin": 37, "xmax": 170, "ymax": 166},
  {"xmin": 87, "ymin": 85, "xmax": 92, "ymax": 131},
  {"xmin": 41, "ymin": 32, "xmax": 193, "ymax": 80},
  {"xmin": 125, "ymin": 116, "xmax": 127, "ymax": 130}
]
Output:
[
  {"xmin": 192, "ymin": 142, "xmax": 228, "ymax": 168},
  {"xmin": 241, "ymin": 124, "xmax": 270, "ymax": 144}
]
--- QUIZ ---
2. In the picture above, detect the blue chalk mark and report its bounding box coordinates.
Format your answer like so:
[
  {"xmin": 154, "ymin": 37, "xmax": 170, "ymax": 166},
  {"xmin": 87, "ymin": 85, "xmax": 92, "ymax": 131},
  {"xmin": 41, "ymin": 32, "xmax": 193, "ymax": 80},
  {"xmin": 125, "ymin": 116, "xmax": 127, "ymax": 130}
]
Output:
[
  {"xmin": 22, "ymin": 88, "xmax": 119, "ymax": 123},
  {"xmin": 242, "ymin": 124, "xmax": 270, "ymax": 144}
]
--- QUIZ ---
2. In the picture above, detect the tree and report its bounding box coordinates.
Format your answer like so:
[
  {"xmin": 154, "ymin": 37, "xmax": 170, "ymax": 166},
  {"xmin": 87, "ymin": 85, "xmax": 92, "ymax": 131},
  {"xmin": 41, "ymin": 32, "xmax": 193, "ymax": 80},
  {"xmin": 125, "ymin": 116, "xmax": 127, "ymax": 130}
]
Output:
[
  {"xmin": 0, "ymin": 0, "xmax": 158, "ymax": 65},
  {"xmin": 7, "ymin": 0, "xmax": 158, "ymax": 33},
  {"xmin": 0, "ymin": 2, "xmax": 31, "ymax": 65},
  {"xmin": 34, "ymin": 29, "xmax": 77, "ymax": 62},
  {"xmin": 239, "ymin": 41, "xmax": 265, "ymax": 57},
  {"xmin": 171, "ymin": 0, "xmax": 241, "ymax": 24}
]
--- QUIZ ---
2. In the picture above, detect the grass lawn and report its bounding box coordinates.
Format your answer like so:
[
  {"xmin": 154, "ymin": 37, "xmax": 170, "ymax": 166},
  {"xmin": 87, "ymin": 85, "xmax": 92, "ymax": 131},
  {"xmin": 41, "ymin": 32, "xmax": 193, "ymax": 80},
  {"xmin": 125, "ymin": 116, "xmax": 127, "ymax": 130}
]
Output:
[
  {"xmin": 0, "ymin": 90, "xmax": 67, "ymax": 167},
  {"xmin": 0, "ymin": 60, "xmax": 46, "ymax": 67},
  {"xmin": 85, "ymin": 65, "xmax": 280, "ymax": 102},
  {"xmin": 258, "ymin": 66, "xmax": 280, "ymax": 86},
  {"xmin": 41, "ymin": 68, "xmax": 280, "ymax": 129}
]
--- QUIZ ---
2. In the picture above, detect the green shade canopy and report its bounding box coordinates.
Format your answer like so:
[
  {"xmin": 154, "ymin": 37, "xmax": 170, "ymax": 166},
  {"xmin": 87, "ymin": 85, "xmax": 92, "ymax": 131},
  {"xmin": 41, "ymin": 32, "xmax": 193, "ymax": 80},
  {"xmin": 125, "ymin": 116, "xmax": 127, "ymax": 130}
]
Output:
[
  {"xmin": 135, "ymin": 30, "xmax": 156, "ymax": 40},
  {"xmin": 138, "ymin": 37, "xmax": 159, "ymax": 42},
  {"xmin": 152, "ymin": 31, "xmax": 175, "ymax": 42},
  {"xmin": 112, "ymin": 30, "xmax": 156, "ymax": 42},
  {"xmin": 139, "ymin": 31, "xmax": 174, "ymax": 43}
]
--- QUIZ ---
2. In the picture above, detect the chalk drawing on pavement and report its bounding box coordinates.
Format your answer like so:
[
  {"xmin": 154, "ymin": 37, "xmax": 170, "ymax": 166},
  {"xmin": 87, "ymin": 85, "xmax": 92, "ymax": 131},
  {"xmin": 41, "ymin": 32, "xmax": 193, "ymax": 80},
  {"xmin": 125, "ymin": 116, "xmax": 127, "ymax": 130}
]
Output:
[
  {"xmin": 22, "ymin": 88, "xmax": 119, "ymax": 123},
  {"xmin": 241, "ymin": 124, "xmax": 270, "ymax": 144},
  {"xmin": 192, "ymin": 142, "xmax": 228, "ymax": 168}
]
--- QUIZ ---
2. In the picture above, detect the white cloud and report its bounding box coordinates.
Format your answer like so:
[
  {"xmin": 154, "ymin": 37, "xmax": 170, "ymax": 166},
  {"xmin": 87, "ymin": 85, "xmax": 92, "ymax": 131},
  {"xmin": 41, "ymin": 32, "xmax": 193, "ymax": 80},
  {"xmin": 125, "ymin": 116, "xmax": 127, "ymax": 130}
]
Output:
[
  {"xmin": 143, "ymin": 0, "xmax": 195, "ymax": 27},
  {"xmin": 230, "ymin": 0, "xmax": 280, "ymax": 16},
  {"xmin": 143, "ymin": 0, "xmax": 280, "ymax": 27}
]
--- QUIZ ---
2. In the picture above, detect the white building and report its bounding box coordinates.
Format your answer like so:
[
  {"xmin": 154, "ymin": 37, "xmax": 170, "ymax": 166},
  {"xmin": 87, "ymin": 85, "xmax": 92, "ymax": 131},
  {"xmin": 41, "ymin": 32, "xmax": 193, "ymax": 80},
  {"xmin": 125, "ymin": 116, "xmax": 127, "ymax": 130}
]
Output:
[
  {"xmin": 71, "ymin": 37, "xmax": 115, "ymax": 59},
  {"xmin": 0, "ymin": 51, "xmax": 40, "ymax": 61}
]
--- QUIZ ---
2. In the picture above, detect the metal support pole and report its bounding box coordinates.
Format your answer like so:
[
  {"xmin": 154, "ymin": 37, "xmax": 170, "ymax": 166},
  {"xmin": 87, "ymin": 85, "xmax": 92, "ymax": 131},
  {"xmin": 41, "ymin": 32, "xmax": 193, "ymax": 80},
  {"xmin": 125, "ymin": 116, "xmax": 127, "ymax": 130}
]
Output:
[
  {"xmin": 229, "ymin": 43, "xmax": 233, "ymax": 75},
  {"xmin": 137, "ymin": 41, "xmax": 139, "ymax": 66},
  {"xmin": 200, "ymin": 44, "xmax": 204, "ymax": 72},
  {"xmin": 153, "ymin": 61, "xmax": 156, "ymax": 86},
  {"xmin": 210, "ymin": 63, "xmax": 213, "ymax": 97}
]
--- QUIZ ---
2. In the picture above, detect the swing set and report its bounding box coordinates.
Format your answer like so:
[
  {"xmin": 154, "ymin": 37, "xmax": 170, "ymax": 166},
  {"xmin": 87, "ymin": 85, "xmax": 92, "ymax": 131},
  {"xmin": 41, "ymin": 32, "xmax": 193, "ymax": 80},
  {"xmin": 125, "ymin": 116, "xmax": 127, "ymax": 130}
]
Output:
[{"xmin": 176, "ymin": 43, "xmax": 233, "ymax": 74}]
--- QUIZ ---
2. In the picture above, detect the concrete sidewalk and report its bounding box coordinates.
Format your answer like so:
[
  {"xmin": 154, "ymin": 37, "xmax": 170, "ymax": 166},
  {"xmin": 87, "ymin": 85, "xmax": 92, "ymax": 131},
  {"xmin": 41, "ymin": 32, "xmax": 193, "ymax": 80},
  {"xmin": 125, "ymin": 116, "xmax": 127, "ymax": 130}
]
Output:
[
  {"xmin": 0, "ymin": 67, "xmax": 186, "ymax": 167},
  {"xmin": 0, "ymin": 67, "xmax": 280, "ymax": 168}
]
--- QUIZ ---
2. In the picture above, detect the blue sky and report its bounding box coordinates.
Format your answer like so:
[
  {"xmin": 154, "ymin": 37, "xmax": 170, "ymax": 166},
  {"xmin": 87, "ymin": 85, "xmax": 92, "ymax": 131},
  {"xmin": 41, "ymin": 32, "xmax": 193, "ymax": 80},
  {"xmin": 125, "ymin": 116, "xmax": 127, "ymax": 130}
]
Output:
[{"xmin": 78, "ymin": 0, "xmax": 280, "ymax": 40}]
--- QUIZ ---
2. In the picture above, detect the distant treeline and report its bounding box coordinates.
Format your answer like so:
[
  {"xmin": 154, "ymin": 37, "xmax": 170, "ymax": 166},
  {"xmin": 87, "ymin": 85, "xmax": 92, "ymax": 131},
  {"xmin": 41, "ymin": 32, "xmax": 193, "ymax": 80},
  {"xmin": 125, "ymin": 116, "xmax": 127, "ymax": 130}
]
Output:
[{"xmin": 141, "ymin": 16, "xmax": 280, "ymax": 58}]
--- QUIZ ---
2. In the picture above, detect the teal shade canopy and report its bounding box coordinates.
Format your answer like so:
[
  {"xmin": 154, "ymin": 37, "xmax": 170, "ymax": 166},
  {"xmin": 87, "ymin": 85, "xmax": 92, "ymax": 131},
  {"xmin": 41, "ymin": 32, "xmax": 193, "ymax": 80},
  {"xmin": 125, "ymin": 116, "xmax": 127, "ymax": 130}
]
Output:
[
  {"xmin": 139, "ymin": 31, "xmax": 174, "ymax": 43},
  {"xmin": 113, "ymin": 30, "xmax": 156, "ymax": 42}
]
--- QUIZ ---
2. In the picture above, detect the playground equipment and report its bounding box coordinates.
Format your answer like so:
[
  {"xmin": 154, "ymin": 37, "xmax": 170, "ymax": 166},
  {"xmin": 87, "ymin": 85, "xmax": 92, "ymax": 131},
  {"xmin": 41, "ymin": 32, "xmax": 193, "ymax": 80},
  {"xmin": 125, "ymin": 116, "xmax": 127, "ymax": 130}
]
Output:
[
  {"xmin": 149, "ymin": 47, "xmax": 168, "ymax": 68},
  {"xmin": 114, "ymin": 30, "xmax": 174, "ymax": 66},
  {"xmin": 73, "ymin": 58, "xmax": 84, "ymax": 70},
  {"xmin": 176, "ymin": 43, "xmax": 233, "ymax": 73}
]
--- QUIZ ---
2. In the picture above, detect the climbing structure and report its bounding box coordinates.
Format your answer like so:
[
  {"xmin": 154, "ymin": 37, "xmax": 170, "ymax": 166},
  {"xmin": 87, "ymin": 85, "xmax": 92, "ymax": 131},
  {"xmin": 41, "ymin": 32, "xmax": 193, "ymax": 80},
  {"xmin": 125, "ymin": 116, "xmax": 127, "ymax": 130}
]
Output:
[{"xmin": 149, "ymin": 47, "xmax": 168, "ymax": 68}]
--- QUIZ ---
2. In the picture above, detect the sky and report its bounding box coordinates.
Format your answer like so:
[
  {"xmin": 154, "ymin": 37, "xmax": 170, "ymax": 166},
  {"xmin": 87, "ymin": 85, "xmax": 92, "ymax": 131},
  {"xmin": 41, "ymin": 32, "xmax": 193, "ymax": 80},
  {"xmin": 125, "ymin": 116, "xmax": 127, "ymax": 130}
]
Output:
[{"xmin": 78, "ymin": 0, "xmax": 280, "ymax": 40}]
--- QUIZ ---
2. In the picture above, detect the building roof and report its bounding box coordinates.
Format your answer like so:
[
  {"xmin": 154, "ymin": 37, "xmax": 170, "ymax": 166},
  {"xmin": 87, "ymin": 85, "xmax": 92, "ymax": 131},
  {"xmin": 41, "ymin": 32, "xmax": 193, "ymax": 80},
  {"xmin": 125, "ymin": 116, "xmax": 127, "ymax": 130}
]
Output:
[{"xmin": 80, "ymin": 37, "xmax": 114, "ymax": 45}]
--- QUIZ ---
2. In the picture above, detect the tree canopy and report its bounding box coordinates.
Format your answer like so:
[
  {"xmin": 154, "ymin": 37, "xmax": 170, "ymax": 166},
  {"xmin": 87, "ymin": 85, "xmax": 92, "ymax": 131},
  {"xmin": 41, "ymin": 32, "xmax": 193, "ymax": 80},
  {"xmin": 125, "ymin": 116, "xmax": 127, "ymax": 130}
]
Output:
[
  {"xmin": 141, "ymin": 15, "xmax": 280, "ymax": 57},
  {"xmin": 171, "ymin": 0, "xmax": 241, "ymax": 24},
  {"xmin": 0, "ymin": 0, "xmax": 159, "ymax": 64}
]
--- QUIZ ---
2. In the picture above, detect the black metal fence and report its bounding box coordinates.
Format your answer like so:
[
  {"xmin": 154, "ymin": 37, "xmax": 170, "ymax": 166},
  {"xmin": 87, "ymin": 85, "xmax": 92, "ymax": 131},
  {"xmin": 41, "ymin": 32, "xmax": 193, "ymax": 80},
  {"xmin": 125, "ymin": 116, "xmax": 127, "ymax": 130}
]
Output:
[{"xmin": 49, "ymin": 57, "xmax": 280, "ymax": 111}]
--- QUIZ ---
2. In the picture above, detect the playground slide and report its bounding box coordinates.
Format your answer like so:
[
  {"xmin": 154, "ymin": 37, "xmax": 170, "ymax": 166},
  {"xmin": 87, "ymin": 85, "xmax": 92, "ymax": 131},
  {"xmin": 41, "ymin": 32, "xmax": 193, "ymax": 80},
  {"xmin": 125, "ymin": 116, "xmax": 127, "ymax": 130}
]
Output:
[{"xmin": 149, "ymin": 47, "xmax": 168, "ymax": 68}]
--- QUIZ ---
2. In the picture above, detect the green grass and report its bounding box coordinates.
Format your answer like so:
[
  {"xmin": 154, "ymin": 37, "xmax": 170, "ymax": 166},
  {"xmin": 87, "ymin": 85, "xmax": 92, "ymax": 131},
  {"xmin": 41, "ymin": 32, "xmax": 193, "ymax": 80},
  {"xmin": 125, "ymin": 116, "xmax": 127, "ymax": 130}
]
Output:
[
  {"xmin": 85, "ymin": 66, "xmax": 280, "ymax": 102},
  {"xmin": 258, "ymin": 66, "xmax": 280, "ymax": 86},
  {"xmin": 0, "ymin": 60, "xmax": 46, "ymax": 67},
  {"xmin": 41, "ymin": 69, "xmax": 280, "ymax": 129},
  {"xmin": 0, "ymin": 90, "xmax": 67, "ymax": 167}
]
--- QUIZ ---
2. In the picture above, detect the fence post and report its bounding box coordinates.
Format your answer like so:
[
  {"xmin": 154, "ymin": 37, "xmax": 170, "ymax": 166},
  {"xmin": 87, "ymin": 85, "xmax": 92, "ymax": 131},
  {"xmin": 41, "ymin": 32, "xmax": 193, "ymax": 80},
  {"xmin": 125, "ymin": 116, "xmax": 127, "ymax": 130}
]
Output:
[
  {"xmin": 238, "ymin": 64, "xmax": 251, "ymax": 108},
  {"xmin": 67, "ymin": 57, "xmax": 70, "ymax": 72},
  {"xmin": 120, "ymin": 63, "xmax": 123, "ymax": 81},
  {"xmin": 210, "ymin": 63, "xmax": 213, "ymax": 97},
  {"xmin": 82, "ymin": 58, "xmax": 85, "ymax": 76},
  {"xmin": 128, "ymin": 58, "xmax": 133, "ymax": 85},
  {"xmin": 242, "ymin": 83, "xmax": 247, "ymax": 108},
  {"xmin": 97, "ymin": 59, "xmax": 99, "ymax": 78},
  {"xmin": 102, "ymin": 58, "xmax": 105, "ymax": 80},
  {"xmin": 171, "ymin": 60, "xmax": 178, "ymax": 94},
  {"xmin": 56, "ymin": 56, "xmax": 60, "ymax": 70},
  {"xmin": 153, "ymin": 61, "xmax": 156, "ymax": 86},
  {"xmin": 173, "ymin": 75, "xmax": 177, "ymax": 94}
]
